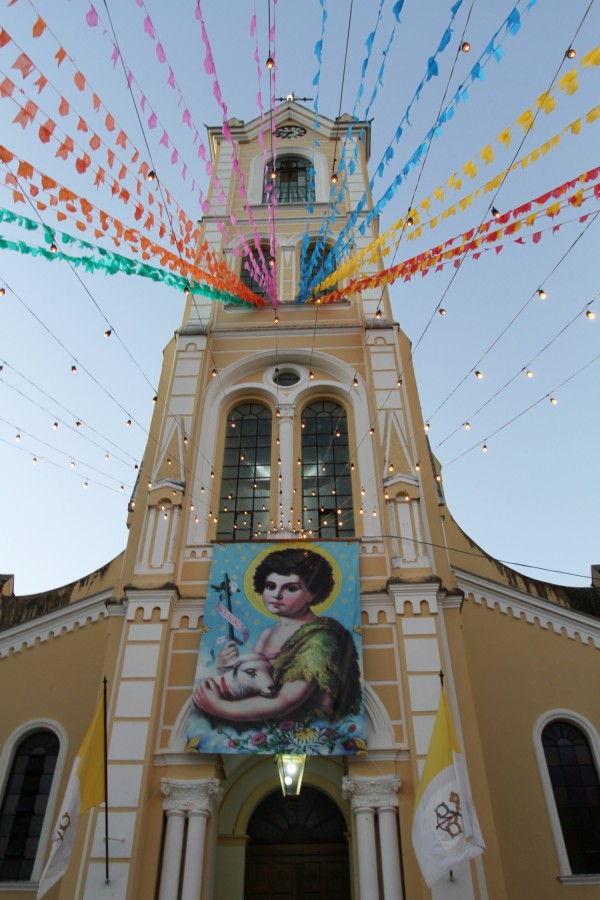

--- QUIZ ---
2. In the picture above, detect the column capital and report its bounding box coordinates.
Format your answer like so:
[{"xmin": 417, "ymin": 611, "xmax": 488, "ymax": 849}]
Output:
[
  {"xmin": 277, "ymin": 403, "xmax": 296, "ymax": 419},
  {"xmin": 342, "ymin": 775, "xmax": 401, "ymax": 811},
  {"xmin": 161, "ymin": 778, "xmax": 223, "ymax": 815}
]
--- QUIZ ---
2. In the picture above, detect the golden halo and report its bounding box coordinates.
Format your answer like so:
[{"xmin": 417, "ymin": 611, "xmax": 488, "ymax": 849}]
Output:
[{"xmin": 243, "ymin": 543, "xmax": 342, "ymax": 620}]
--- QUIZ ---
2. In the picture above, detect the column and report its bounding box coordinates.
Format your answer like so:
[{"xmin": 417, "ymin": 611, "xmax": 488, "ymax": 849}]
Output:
[
  {"xmin": 277, "ymin": 403, "xmax": 295, "ymax": 532},
  {"xmin": 342, "ymin": 775, "xmax": 402, "ymax": 900},
  {"xmin": 379, "ymin": 805, "xmax": 404, "ymax": 900},
  {"xmin": 181, "ymin": 811, "xmax": 209, "ymax": 900},
  {"xmin": 160, "ymin": 778, "xmax": 222, "ymax": 900},
  {"xmin": 158, "ymin": 809, "xmax": 186, "ymax": 900}
]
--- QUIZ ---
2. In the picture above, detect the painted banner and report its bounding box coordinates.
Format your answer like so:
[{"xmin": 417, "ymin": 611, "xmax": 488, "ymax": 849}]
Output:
[{"xmin": 186, "ymin": 541, "xmax": 366, "ymax": 755}]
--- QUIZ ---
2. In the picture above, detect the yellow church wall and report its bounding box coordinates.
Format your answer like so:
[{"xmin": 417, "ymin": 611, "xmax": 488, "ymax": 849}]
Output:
[{"xmin": 459, "ymin": 598, "xmax": 599, "ymax": 898}]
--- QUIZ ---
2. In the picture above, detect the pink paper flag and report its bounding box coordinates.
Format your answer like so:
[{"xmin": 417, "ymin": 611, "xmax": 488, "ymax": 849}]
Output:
[
  {"xmin": 160, "ymin": 130, "xmax": 169, "ymax": 147},
  {"xmin": 182, "ymin": 109, "xmax": 192, "ymax": 127},
  {"xmin": 168, "ymin": 68, "xmax": 175, "ymax": 88},
  {"xmin": 148, "ymin": 112, "xmax": 157, "ymax": 129},
  {"xmin": 143, "ymin": 16, "xmax": 155, "ymax": 39},
  {"xmin": 156, "ymin": 43, "xmax": 166, "ymax": 64},
  {"xmin": 86, "ymin": 3, "xmax": 99, "ymax": 26}
]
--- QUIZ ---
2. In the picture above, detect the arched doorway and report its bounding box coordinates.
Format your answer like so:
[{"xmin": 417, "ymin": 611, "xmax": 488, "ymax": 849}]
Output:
[{"xmin": 244, "ymin": 786, "xmax": 350, "ymax": 899}]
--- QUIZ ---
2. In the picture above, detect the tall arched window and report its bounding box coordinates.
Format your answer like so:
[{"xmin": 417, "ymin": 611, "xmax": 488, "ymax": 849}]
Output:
[
  {"xmin": 0, "ymin": 730, "xmax": 60, "ymax": 882},
  {"xmin": 239, "ymin": 244, "xmax": 271, "ymax": 298},
  {"xmin": 301, "ymin": 400, "xmax": 355, "ymax": 539},
  {"xmin": 263, "ymin": 157, "xmax": 315, "ymax": 204},
  {"xmin": 302, "ymin": 240, "xmax": 337, "ymax": 298},
  {"xmin": 217, "ymin": 403, "xmax": 272, "ymax": 541},
  {"xmin": 542, "ymin": 720, "xmax": 600, "ymax": 875}
]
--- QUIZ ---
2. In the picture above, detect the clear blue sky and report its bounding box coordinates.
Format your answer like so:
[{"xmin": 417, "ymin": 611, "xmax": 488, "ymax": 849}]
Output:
[{"xmin": 0, "ymin": 0, "xmax": 598, "ymax": 594}]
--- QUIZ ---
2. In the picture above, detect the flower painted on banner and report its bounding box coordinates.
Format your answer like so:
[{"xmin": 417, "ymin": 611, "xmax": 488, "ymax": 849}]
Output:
[
  {"xmin": 279, "ymin": 721, "xmax": 295, "ymax": 731},
  {"xmin": 251, "ymin": 733, "xmax": 267, "ymax": 747}
]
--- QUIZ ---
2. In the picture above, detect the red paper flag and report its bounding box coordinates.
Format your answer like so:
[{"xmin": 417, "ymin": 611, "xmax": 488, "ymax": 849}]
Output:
[
  {"xmin": 58, "ymin": 96, "xmax": 69, "ymax": 116},
  {"xmin": 0, "ymin": 147, "xmax": 14, "ymax": 163},
  {"xmin": 32, "ymin": 16, "xmax": 46, "ymax": 38},
  {"xmin": 12, "ymin": 52, "xmax": 35, "ymax": 78},
  {"xmin": 0, "ymin": 29, "xmax": 11, "ymax": 49},
  {"xmin": 13, "ymin": 99, "xmax": 37, "ymax": 128},
  {"xmin": 116, "ymin": 130, "xmax": 127, "ymax": 149},
  {"xmin": 33, "ymin": 74, "xmax": 47, "ymax": 93},
  {"xmin": 75, "ymin": 153, "xmax": 91, "ymax": 174},
  {"xmin": 89, "ymin": 133, "xmax": 101, "ymax": 151},
  {"xmin": 0, "ymin": 77, "xmax": 15, "ymax": 98},
  {"xmin": 74, "ymin": 71, "xmax": 85, "ymax": 91},
  {"xmin": 55, "ymin": 136, "xmax": 74, "ymax": 159},
  {"xmin": 77, "ymin": 117, "xmax": 88, "ymax": 132},
  {"xmin": 17, "ymin": 161, "xmax": 33, "ymax": 179},
  {"xmin": 55, "ymin": 47, "xmax": 66, "ymax": 66},
  {"xmin": 39, "ymin": 118, "xmax": 56, "ymax": 143},
  {"xmin": 105, "ymin": 112, "xmax": 115, "ymax": 131},
  {"xmin": 41, "ymin": 175, "xmax": 57, "ymax": 190}
]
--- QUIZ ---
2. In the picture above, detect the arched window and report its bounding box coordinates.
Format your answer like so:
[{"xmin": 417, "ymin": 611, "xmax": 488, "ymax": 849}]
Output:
[
  {"xmin": 263, "ymin": 157, "xmax": 315, "ymax": 204},
  {"xmin": 301, "ymin": 400, "xmax": 354, "ymax": 539},
  {"xmin": 0, "ymin": 730, "xmax": 60, "ymax": 882},
  {"xmin": 542, "ymin": 720, "xmax": 600, "ymax": 875},
  {"xmin": 239, "ymin": 244, "xmax": 271, "ymax": 298},
  {"xmin": 217, "ymin": 403, "xmax": 272, "ymax": 541},
  {"xmin": 300, "ymin": 239, "xmax": 337, "ymax": 299}
]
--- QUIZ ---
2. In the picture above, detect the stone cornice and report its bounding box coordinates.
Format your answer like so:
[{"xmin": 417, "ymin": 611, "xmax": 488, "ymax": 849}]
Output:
[
  {"xmin": 0, "ymin": 591, "xmax": 111, "ymax": 659},
  {"xmin": 124, "ymin": 588, "xmax": 180, "ymax": 622},
  {"xmin": 456, "ymin": 569, "xmax": 600, "ymax": 649},
  {"xmin": 361, "ymin": 592, "xmax": 396, "ymax": 625},
  {"xmin": 388, "ymin": 581, "xmax": 441, "ymax": 616},
  {"xmin": 342, "ymin": 775, "xmax": 401, "ymax": 810}
]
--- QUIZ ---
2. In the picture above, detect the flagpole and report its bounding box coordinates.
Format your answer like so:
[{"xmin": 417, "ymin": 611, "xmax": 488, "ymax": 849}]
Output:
[{"xmin": 103, "ymin": 676, "xmax": 110, "ymax": 885}]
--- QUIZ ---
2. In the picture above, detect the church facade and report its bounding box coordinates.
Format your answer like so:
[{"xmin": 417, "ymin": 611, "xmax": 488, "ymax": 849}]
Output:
[{"xmin": 1, "ymin": 102, "xmax": 599, "ymax": 900}]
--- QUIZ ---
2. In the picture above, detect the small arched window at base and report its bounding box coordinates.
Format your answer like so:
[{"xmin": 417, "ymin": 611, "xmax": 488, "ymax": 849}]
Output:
[
  {"xmin": 541, "ymin": 719, "xmax": 600, "ymax": 875},
  {"xmin": 0, "ymin": 730, "xmax": 60, "ymax": 882}
]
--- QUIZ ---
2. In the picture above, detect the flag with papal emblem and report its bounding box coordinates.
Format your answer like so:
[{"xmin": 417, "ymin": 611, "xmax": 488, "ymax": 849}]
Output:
[{"xmin": 411, "ymin": 689, "xmax": 485, "ymax": 887}]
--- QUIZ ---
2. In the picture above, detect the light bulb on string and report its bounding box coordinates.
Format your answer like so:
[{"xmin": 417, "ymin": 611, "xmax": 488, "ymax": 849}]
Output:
[
  {"xmin": 50, "ymin": 241, "xmax": 58, "ymax": 254},
  {"xmin": 439, "ymin": 308, "xmax": 447, "ymax": 316},
  {"xmin": 537, "ymin": 288, "xmax": 547, "ymax": 300},
  {"xmin": 147, "ymin": 169, "xmax": 156, "ymax": 181},
  {"xmin": 126, "ymin": 419, "xmax": 132, "ymax": 427},
  {"xmin": 52, "ymin": 421, "xmax": 58, "ymax": 430},
  {"xmin": 525, "ymin": 369, "xmax": 533, "ymax": 378},
  {"xmin": 464, "ymin": 421, "xmax": 471, "ymax": 430},
  {"xmin": 482, "ymin": 444, "xmax": 488, "ymax": 453},
  {"xmin": 550, "ymin": 396, "xmax": 558, "ymax": 405},
  {"xmin": 104, "ymin": 328, "xmax": 112, "ymax": 337},
  {"xmin": 266, "ymin": 56, "xmax": 274, "ymax": 69},
  {"xmin": 424, "ymin": 423, "xmax": 430, "ymax": 432},
  {"xmin": 491, "ymin": 207, "xmax": 500, "ymax": 220},
  {"xmin": 585, "ymin": 309, "xmax": 595, "ymax": 320},
  {"xmin": 0, "ymin": 287, "xmax": 5, "ymax": 296},
  {"xmin": 475, "ymin": 370, "xmax": 483, "ymax": 380},
  {"xmin": 71, "ymin": 364, "xmax": 77, "ymax": 374},
  {"xmin": 565, "ymin": 47, "xmax": 576, "ymax": 59},
  {"xmin": 461, "ymin": 40, "xmax": 471, "ymax": 52},
  {"xmin": 15, "ymin": 432, "xmax": 20, "ymax": 442}
]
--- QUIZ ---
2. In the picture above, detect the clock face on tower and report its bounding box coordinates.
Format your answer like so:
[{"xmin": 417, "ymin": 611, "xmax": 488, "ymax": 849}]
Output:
[{"xmin": 275, "ymin": 125, "xmax": 307, "ymax": 139}]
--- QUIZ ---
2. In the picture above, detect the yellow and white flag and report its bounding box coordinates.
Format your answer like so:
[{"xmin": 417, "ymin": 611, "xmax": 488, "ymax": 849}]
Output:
[
  {"xmin": 37, "ymin": 697, "xmax": 105, "ymax": 899},
  {"xmin": 411, "ymin": 690, "xmax": 485, "ymax": 888}
]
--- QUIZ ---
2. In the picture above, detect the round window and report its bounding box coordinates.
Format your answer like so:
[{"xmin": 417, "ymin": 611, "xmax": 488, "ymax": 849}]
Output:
[{"xmin": 273, "ymin": 368, "xmax": 301, "ymax": 387}]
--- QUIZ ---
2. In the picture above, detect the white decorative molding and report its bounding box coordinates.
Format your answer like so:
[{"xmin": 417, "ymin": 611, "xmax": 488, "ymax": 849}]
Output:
[
  {"xmin": 388, "ymin": 581, "xmax": 441, "ymax": 616},
  {"xmin": 342, "ymin": 775, "xmax": 401, "ymax": 811},
  {"xmin": 124, "ymin": 588, "xmax": 179, "ymax": 622},
  {"xmin": 456, "ymin": 569, "xmax": 600, "ymax": 649},
  {"xmin": 364, "ymin": 684, "xmax": 398, "ymax": 750},
  {"xmin": 0, "ymin": 591, "xmax": 111, "ymax": 658},
  {"xmin": 161, "ymin": 778, "xmax": 223, "ymax": 815},
  {"xmin": 361, "ymin": 592, "xmax": 395, "ymax": 624}
]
